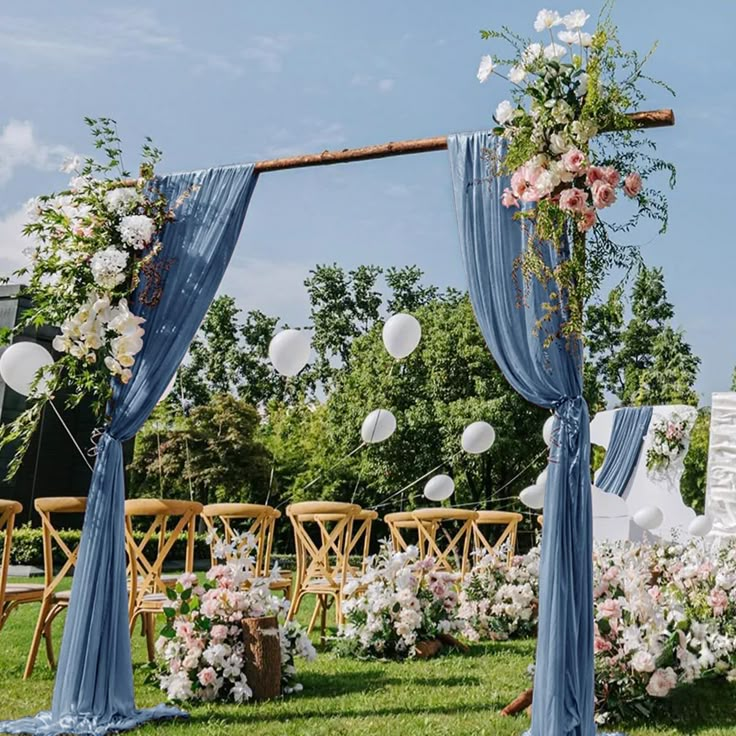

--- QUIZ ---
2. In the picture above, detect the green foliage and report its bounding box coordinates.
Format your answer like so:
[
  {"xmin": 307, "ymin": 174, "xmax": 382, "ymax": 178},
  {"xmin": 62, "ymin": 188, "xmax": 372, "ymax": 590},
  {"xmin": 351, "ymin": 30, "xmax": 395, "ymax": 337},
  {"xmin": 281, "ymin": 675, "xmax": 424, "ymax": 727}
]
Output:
[
  {"xmin": 127, "ymin": 393, "xmax": 272, "ymax": 507},
  {"xmin": 682, "ymin": 408, "xmax": 711, "ymax": 514},
  {"xmin": 586, "ymin": 265, "xmax": 700, "ymax": 407}
]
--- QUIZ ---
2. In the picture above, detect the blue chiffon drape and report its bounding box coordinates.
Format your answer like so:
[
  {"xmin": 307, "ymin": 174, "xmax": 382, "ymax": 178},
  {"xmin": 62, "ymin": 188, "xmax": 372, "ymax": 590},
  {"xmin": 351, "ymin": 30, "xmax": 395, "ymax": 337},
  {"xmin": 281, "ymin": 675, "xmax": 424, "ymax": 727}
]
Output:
[
  {"xmin": 596, "ymin": 407, "xmax": 653, "ymax": 496},
  {"xmin": 448, "ymin": 131, "xmax": 599, "ymax": 736},
  {"xmin": 0, "ymin": 164, "xmax": 258, "ymax": 735}
]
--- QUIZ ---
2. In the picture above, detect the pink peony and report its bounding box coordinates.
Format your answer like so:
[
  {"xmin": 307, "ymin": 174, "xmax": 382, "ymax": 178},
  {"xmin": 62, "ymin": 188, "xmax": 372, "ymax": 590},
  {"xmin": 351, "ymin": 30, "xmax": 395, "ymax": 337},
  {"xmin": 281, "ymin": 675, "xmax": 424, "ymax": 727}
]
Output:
[
  {"xmin": 559, "ymin": 187, "xmax": 588, "ymax": 213},
  {"xmin": 561, "ymin": 148, "xmax": 586, "ymax": 175},
  {"xmin": 577, "ymin": 207, "xmax": 596, "ymax": 232},
  {"xmin": 501, "ymin": 188, "xmax": 519, "ymax": 208},
  {"xmin": 591, "ymin": 180, "xmax": 617, "ymax": 209},
  {"xmin": 646, "ymin": 667, "xmax": 677, "ymax": 698},
  {"xmin": 709, "ymin": 588, "xmax": 729, "ymax": 616},
  {"xmin": 198, "ymin": 667, "xmax": 217, "ymax": 687},
  {"xmin": 623, "ymin": 171, "xmax": 642, "ymax": 198}
]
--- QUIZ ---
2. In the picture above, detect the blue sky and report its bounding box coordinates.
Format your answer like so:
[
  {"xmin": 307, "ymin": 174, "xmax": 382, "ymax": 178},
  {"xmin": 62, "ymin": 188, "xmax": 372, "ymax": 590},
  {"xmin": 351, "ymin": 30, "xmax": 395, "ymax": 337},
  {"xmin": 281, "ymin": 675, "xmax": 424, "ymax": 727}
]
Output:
[{"xmin": 1, "ymin": 1, "xmax": 733, "ymax": 404}]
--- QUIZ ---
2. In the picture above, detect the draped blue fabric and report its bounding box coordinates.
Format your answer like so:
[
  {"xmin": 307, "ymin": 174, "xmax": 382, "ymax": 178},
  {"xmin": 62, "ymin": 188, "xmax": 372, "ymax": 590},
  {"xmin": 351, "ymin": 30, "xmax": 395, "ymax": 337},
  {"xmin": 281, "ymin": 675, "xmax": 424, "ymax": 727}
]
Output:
[
  {"xmin": 449, "ymin": 131, "xmax": 610, "ymax": 736},
  {"xmin": 0, "ymin": 164, "xmax": 258, "ymax": 735},
  {"xmin": 596, "ymin": 407, "xmax": 653, "ymax": 497}
]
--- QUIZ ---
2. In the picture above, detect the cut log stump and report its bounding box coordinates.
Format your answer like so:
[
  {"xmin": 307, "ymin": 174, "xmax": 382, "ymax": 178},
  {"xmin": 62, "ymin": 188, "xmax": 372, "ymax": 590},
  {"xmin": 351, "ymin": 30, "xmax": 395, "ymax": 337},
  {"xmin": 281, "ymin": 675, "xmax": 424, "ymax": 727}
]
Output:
[
  {"xmin": 242, "ymin": 615, "xmax": 282, "ymax": 700},
  {"xmin": 415, "ymin": 639, "xmax": 443, "ymax": 659},
  {"xmin": 500, "ymin": 687, "xmax": 534, "ymax": 716}
]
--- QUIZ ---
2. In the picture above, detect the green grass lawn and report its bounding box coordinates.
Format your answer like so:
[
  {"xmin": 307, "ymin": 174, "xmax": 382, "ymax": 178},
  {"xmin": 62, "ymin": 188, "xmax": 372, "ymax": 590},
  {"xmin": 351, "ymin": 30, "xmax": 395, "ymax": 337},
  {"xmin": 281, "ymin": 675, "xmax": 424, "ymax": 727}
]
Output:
[{"xmin": 1, "ymin": 578, "xmax": 736, "ymax": 735}]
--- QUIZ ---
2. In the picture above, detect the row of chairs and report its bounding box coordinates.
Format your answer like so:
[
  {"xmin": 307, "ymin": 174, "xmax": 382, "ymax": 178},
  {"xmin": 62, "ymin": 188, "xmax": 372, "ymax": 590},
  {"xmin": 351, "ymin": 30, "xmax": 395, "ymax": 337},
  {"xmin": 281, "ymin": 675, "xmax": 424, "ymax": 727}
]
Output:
[{"xmin": 0, "ymin": 497, "xmax": 523, "ymax": 674}]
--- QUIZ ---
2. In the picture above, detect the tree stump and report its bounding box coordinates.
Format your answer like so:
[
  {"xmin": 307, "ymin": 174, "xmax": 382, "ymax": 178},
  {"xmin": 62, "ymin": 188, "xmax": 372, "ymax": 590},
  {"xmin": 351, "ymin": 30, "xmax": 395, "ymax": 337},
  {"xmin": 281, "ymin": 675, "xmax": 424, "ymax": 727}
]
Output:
[
  {"xmin": 415, "ymin": 639, "xmax": 443, "ymax": 659},
  {"xmin": 438, "ymin": 633, "xmax": 470, "ymax": 653},
  {"xmin": 500, "ymin": 687, "xmax": 534, "ymax": 716},
  {"xmin": 241, "ymin": 615, "xmax": 282, "ymax": 700}
]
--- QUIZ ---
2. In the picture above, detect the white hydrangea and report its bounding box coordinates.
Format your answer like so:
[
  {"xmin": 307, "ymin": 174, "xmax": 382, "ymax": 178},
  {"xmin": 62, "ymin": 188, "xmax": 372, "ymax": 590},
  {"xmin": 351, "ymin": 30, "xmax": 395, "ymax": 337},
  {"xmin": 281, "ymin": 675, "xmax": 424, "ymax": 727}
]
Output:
[
  {"xmin": 105, "ymin": 187, "xmax": 142, "ymax": 215},
  {"xmin": 118, "ymin": 214, "xmax": 156, "ymax": 250},
  {"xmin": 90, "ymin": 248, "xmax": 129, "ymax": 289}
]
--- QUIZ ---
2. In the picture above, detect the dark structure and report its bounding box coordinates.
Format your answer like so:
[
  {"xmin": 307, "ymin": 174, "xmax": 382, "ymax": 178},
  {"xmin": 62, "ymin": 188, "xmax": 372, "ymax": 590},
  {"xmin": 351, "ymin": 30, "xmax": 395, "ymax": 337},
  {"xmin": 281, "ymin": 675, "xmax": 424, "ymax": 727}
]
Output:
[{"xmin": 0, "ymin": 285, "xmax": 97, "ymax": 525}]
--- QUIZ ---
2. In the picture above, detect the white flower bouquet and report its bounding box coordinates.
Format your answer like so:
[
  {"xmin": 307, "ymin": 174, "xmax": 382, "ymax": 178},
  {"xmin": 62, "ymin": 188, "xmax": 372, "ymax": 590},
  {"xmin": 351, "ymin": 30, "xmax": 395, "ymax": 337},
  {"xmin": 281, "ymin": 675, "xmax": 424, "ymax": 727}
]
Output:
[{"xmin": 646, "ymin": 414, "xmax": 692, "ymax": 472}]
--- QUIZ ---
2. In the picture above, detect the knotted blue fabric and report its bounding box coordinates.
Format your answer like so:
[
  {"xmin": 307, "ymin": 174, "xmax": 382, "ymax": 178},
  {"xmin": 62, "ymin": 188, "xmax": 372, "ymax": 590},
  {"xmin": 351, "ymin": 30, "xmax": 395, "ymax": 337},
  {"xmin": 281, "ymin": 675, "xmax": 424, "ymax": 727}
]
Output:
[
  {"xmin": 596, "ymin": 407, "xmax": 653, "ymax": 496},
  {"xmin": 0, "ymin": 164, "xmax": 258, "ymax": 735},
  {"xmin": 449, "ymin": 131, "xmax": 609, "ymax": 736}
]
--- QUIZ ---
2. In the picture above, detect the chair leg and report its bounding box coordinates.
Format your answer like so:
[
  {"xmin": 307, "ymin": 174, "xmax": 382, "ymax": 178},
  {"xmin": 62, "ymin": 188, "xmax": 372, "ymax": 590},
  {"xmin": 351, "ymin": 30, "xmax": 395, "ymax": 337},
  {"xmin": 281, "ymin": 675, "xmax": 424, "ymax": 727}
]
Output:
[
  {"xmin": 287, "ymin": 591, "xmax": 304, "ymax": 622},
  {"xmin": 24, "ymin": 598, "xmax": 53, "ymax": 679},
  {"xmin": 307, "ymin": 596, "xmax": 321, "ymax": 635},
  {"xmin": 43, "ymin": 618, "xmax": 55, "ymax": 670},
  {"xmin": 144, "ymin": 613, "xmax": 156, "ymax": 663},
  {"xmin": 320, "ymin": 595, "xmax": 328, "ymax": 644}
]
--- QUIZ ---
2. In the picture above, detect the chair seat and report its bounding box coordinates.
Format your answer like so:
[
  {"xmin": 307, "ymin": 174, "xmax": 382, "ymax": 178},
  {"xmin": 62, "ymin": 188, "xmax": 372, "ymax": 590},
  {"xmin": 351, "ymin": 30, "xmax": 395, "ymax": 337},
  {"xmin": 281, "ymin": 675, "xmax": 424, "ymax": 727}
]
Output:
[
  {"xmin": 269, "ymin": 577, "xmax": 291, "ymax": 590},
  {"xmin": 475, "ymin": 510, "xmax": 523, "ymax": 524},
  {"xmin": 5, "ymin": 583, "xmax": 45, "ymax": 600}
]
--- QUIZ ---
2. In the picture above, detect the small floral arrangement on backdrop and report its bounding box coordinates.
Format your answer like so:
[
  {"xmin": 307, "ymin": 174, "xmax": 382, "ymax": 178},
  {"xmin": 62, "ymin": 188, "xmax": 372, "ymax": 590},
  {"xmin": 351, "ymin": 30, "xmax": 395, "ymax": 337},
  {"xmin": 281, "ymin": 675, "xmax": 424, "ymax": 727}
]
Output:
[
  {"xmin": 153, "ymin": 533, "xmax": 315, "ymax": 703},
  {"xmin": 477, "ymin": 5, "xmax": 675, "ymax": 341},
  {"xmin": 335, "ymin": 542, "xmax": 463, "ymax": 660},
  {"xmin": 458, "ymin": 547, "xmax": 540, "ymax": 641},
  {"xmin": 0, "ymin": 118, "xmax": 174, "ymax": 477},
  {"xmin": 646, "ymin": 414, "xmax": 692, "ymax": 473}
]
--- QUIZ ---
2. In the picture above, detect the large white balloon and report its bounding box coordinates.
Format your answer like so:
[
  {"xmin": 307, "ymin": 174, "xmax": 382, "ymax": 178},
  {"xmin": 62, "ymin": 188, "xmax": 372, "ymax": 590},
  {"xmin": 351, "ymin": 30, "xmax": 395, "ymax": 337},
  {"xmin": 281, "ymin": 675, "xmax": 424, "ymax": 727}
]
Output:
[
  {"xmin": 382, "ymin": 314, "xmax": 421, "ymax": 360},
  {"xmin": 536, "ymin": 467, "xmax": 549, "ymax": 487},
  {"xmin": 461, "ymin": 421, "xmax": 496, "ymax": 454},
  {"xmin": 688, "ymin": 515, "xmax": 713, "ymax": 537},
  {"xmin": 268, "ymin": 329, "xmax": 311, "ymax": 377},
  {"xmin": 633, "ymin": 505, "xmax": 663, "ymax": 531},
  {"xmin": 520, "ymin": 483, "xmax": 545, "ymax": 510},
  {"xmin": 361, "ymin": 409, "xmax": 397, "ymax": 444},
  {"xmin": 0, "ymin": 342, "xmax": 53, "ymax": 396},
  {"xmin": 542, "ymin": 415, "xmax": 555, "ymax": 447},
  {"xmin": 424, "ymin": 474, "xmax": 455, "ymax": 502}
]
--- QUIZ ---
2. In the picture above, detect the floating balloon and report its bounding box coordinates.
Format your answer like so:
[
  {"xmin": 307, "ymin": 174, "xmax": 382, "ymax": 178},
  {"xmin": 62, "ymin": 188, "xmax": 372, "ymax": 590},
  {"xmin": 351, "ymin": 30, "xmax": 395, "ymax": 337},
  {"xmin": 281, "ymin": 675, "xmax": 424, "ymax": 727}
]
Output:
[
  {"xmin": 424, "ymin": 474, "xmax": 455, "ymax": 502},
  {"xmin": 542, "ymin": 415, "xmax": 555, "ymax": 447},
  {"xmin": 382, "ymin": 314, "xmax": 421, "ymax": 360},
  {"xmin": 461, "ymin": 421, "xmax": 496, "ymax": 454},
  {"xmin": 268, "ymin": 329, "xmax": 311, "ymax": 377},
  {"xmin": 688, "ymin": 515, "xmax": 713, "ymax": 537},
  {"xmin": 520, "ymin": 483, "xmax": 545, "ymax": 510},
  {"xmin": 536, "ymin": 467, "xmax": 548, "ymax": 487},
  {"xmin": 360, "ymin": 409, "xmax": 397, "ymax": 444},
  {"xmin": 0, "ymin": 342, "xmax": 53, "ymax": 396},
  {"xmin": 633, "ymin": 505, "xmax": 663, "ymax": 531}
]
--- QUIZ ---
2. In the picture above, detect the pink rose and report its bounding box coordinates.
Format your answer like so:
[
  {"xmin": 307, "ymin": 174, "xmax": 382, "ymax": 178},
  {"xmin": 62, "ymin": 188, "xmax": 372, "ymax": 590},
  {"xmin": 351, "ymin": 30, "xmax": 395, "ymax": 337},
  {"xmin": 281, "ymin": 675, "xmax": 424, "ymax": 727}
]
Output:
[
  {"xmin": 646, "ymin": 667, "xmax": 677, "ymax": 698},
  {"xmin": 559, "ymin": 187, "xmax": 588, "ymax": 213},
  {"xmin": 594, "ymin": 635, "xmax": 612, "ymax": 653},
  {"xmin": 210, "ymin": 624, "xmax": 229, "ymax": 642},
  {"xmin": 624, "ymin": 172, "xmax": 642, "ymax": 198},
  {"xmin": 586, "ymin": 166, "xmax": 606, "ymax": 186},
  {"xmin": 198, "ymin": 667, "xmax": 217, "ymax": 687},
  {"xmin": 510, "ymin": 170, "xmax": 527, "ymax": 199},
  {"xmin": 598, "ymin": 599, "xmax": 621, "ymax": 620},
  {"xmin": 561, "ymin": 148, "xmax": 586, "ymax": 175},
  {"xmin": 600, "ymin": 166, "xmax": 620, "ymax": 187},
  {"xmin": 709, "ymin": 588, "xmax": 729, "ymax": 616},
  {"xmin": 501, "ymin": 188, "xmax": 519, "ymax": 208},
  {"xmin": 577, "ymin": 207, "xmax": 596, "ymax": 232},
  {"xmin": 174, "ymin": 621, "xmax": 194, "ymax": 639},
  {"xmin": 591, "ymin": 180, "xmax": 617, "ymax": 209},
  {"xmin": 178, "ymin": 572, "xmax": 198, "ymax": 589}
]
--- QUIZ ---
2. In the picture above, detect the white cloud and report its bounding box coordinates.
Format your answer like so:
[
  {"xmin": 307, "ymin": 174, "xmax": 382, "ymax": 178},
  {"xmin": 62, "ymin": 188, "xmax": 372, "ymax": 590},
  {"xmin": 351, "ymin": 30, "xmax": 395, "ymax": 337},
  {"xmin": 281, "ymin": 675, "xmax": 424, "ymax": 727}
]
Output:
[
  {"xmin": 377, "ymin": 78, "xmax": 395, "ymax": 93},
  {"xmin": 0, "ymin": 204, "xmax": 32, "ymax": 277},
  {"xmin": 0, "ymin": 120, "xmax": 73, "ymax": 186},
  {"xmin": 241, "ymin": 34, "xmax": 294, "ymax": 73},
  {"xmin": 263, "ymin": 121, "xmax": 346, "ymax": 158}
]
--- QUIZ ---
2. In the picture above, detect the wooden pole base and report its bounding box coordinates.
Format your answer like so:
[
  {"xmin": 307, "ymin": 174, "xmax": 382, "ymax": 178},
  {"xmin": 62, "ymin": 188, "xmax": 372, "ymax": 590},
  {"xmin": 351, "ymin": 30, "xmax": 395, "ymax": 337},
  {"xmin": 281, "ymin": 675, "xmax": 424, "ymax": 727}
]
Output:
[{"xmin": 242, "ymin": 615, "xmax": 282, "ymax": 701}]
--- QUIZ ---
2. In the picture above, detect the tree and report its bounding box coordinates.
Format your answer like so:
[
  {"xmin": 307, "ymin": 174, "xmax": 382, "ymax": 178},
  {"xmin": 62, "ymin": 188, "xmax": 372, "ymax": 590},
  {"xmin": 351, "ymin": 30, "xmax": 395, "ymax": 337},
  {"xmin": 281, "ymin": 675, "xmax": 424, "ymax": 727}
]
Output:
[
  {"xmin": 681, "ymin": 408, "xmax": 711, "ymax": 514},
  {"xmin": 586, "ymin": 266, "xmax": 700, "ymax": 407},
  {"xmin": 128, "ymin": 394, "xmax": 271, "ymax": 507}
]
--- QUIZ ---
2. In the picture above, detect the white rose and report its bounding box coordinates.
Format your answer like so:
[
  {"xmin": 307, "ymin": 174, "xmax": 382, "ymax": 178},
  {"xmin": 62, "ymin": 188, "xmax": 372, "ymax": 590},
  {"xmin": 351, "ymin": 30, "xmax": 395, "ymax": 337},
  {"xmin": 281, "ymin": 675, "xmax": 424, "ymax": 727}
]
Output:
[
  {"xmin": 508, "ymin": 65, "xmax": 526, "ymax": 84},
  {"xmin": 549, "ymin": 133, "xmax": 568, "ymax": 155},
  {"xmin": 495, "ymin": 100, "xmax": 516, "ymax": 125},
  {"xmin": 646, "ymin": 667, "xmax": 678, "ymax": 698},
  {"xmin": 631, "ymin": 650, "xmax": 656, "ymax": 673}
]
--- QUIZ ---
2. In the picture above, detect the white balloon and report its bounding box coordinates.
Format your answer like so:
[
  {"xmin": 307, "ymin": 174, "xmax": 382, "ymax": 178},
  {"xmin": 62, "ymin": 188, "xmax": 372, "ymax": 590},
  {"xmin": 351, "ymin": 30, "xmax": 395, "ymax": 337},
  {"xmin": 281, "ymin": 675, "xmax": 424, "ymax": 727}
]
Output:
[
  {"xmin": 633, "ymin": 505, "xmax": 664, "ymax": 531},
  {"xmin": 382, "ymin": 314, "xmax": 421, "ymax": 360},
  {"xmin": 268, "ymin": 329, "xmax": 311, "ymax": 377},
  {"xmin": 424, "ymin": 474, "xmax": 455, "ymax": 502},
  {"xmin": 0, "ymin": 342, "xmax": 53, "ymax": 396},
  {"xmin": 361, "ymin": 409, "xmax": 397, "ymax": 444},
  {"xmin": 688, "ymin": 514, "xmax": 713, "ymax": 537},
  {"xmin": 520, "ymin": 483, "xmax": 545, "ymax": 510},
  {"xmin": 461, "ymin": 421, "xmax": 496, "ymax": 454},
  {"xmin": 542, "ymin": 415, "xmax": 555, "ymax": 447},
  {"xmin": 536, "ymin": 468, "xmax": 548, "ymax": 487},
  {"xmin": 157, "ymin": 374, "xmax": 177, "ymax": 405}
]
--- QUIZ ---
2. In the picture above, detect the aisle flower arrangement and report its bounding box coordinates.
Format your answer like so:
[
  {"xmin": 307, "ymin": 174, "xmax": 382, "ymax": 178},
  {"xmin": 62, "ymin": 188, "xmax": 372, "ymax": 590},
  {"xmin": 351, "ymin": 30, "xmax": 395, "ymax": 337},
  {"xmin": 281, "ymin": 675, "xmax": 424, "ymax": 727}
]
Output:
[
  {"xmin": 457, "ymin": 540, "xmax": 736, "ymax": 722},
  {"xmin": 477, "ymin": 6, "xmax": 675, "ymax": 341},
  {"xmin": 646, "ymin": 414, "xmax": 692, "ymax": 472},
  {"xmin": 0, "ymin": 118, "xmax": 174, "ymax": 478},
  {"xmin": 154, "ymin": 533, "xmax": 315, "ymax": 703},
  {"xmin": 335, "ymin": 543, "xmax": 464, "ymax": 660}
]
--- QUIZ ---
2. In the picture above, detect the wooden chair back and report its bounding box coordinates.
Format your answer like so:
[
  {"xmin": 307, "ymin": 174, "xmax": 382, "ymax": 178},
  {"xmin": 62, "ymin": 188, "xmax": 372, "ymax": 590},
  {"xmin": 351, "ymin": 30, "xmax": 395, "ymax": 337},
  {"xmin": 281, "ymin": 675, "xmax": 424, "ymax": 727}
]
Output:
[
  {"xmin": 124, "ymin": 499, "xmax": 202, "ymax": 613},
  {"xmin": 384, "ymin": 510, "xmax": 438, "ymax": 558},
  {"xmin": 286, "ymin": 501, "xmax": 360, "ymax": 593},
  {"xmin": 35, "ymin": 497, "xmax": 87, "ymax": 595},
  {"xmin": 344, "ymin": 509, "xmax": 377, "ymax": 575},
  {"xmin": 201, "ymin": 503, "xmax": 280, "ymax": 575},
  {"xmin": 472, "ymin": 510, "xmax": 523, "ymax": 567},
  {"xmin": 0, "ymin": 499, "xmax": 22, "ymax": 609}
]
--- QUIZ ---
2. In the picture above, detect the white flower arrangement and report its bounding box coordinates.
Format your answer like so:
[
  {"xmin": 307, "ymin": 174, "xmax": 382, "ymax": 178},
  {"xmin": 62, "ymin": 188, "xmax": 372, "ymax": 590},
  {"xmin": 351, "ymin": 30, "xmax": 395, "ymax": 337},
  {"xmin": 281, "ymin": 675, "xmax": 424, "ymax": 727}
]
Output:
[
  {"xmin": 154, "ymin": 531, "xmax": 315, "ymax": 703},
  {"xmin": 646, "ymin": 414, "xmax": 692, "ymax": 472},
  {"xmin": 336, "ymin": 542, "xmax": 464, "ymax": 659}
]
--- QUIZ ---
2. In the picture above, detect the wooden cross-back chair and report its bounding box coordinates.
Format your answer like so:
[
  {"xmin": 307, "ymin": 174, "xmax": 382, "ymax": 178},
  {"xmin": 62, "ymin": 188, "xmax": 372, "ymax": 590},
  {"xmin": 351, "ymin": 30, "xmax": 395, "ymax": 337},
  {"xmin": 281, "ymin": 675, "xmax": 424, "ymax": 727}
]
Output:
[
  {"xmin": 386, "ymin": 508, "xmax": 478, "ymax": 576},
  {"xmin": 343, "ymin": 508, "xmax": 377, "ymax": 576},
  {"xmin": 472, "ymin": 511, "xmax": 524, "ymax": 568},
  {"xmin": 24, "ymin": 496, "xmax": 86, "ymax": 679},
  {"xmin": 0, "ymin": 500, "xmax": 44, "ymax": 634},
  {"xmin": 384, "ymin": 510, "xmax": 438, "ymax": 558},
  {"xmin": 201, "ymin": 502, "xmax": 291, "ymax": 599},
  {"xmin": 285, "ymin": 501, "xmax": 361, "ymax": 639},
  {"xmin": 125, "ymin": 498, "xmax": 202, "ymax": 662}
]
